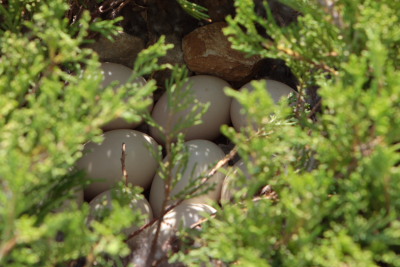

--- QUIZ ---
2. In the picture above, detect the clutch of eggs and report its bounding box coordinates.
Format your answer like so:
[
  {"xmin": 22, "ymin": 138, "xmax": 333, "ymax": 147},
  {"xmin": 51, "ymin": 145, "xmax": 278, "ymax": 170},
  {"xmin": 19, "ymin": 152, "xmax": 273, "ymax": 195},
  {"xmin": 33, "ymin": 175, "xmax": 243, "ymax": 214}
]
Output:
[
  {"xmin": 149, "ymin": 139, "xmax": 226, "ymax": 218},
  {"xmin": 100, "ymin": 62, "xmax": 152, "ymax": 131},
  {"xmin": 150, "ymin": 75, "xmax": 232, "ymax": 144},
  {"xmin": 76, "ymin": 129, "xmax": 159, "ymax": 200},
  {"xmin": 230, "ymin": 79, "xmax": 295, "ymax": 130}
]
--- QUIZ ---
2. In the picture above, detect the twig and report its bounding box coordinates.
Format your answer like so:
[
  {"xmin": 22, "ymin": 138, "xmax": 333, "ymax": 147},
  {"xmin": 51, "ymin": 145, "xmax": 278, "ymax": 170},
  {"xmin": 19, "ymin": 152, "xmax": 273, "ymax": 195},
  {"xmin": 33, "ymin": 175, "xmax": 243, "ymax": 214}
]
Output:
[
  {"xmin": 121, "ymin": 142, "xmax": 128, "ymax": 186},
  {"xmin": 97, "ymin": 0, "xmax": 123, "ymax": 14},
  {"xmin": 0, "ymin": 237, "xmax": 17, "ymax": 262},
  {"xmin": 187, "ymin": 185, "xmax": 279, "ymax": 230},
  {"xmin": 198, "ymin": 147, "xmax": 238, "ymax": 186},
  {"xmin": 294, "ymin": 84, "xmax": 305, "ymax": 119},
  {"xmin": 270, "ymin": 44, "xmax": 339, "ymax": 76},
  {"xmin": 307, "ymin": 98, "xmax": 322, "ymax": 119},
  {"xmin": 130, "ymin": 145, "xmax": 238, "ymax": 266},
  {"xmin": 84, "ymin": 241, "xmax": 101, "ymax": 267},
  {"xmin": 115, "ymin": 0, "xmax": 133, "ymax": 14},
  {"xmin": 184, "ymin": 185, "xmax": 279, "ymax": 242},
  {"xmin": 190, "ymin": 213, "xmax": 217, "ymax": 229},
  {"xmin": 145, "ymin": 133, "xmax": 175, "ymax": 267}
]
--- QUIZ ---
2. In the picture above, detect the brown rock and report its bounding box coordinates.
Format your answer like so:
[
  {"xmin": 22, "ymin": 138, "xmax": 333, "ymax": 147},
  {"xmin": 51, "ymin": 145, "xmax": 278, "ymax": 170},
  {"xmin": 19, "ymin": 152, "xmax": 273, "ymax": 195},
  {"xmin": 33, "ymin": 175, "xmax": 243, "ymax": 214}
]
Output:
[
  {"xmin": 87, "ymin": 32, "xmax": 144, "ymax": 68},
  {"xmin": 182, "ymin": 22, "xmax": 261, "ymax": 82},
  {"xmin": 159, "ymin": 35, "xmax": 185, "ymax": 66}
]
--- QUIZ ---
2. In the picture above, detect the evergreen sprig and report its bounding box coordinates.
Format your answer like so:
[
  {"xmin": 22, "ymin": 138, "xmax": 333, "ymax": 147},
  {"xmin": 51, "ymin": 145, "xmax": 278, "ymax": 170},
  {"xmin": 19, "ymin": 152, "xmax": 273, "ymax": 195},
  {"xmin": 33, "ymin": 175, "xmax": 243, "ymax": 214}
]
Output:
[
  {"xmin": 0, "ymin": 0, "xmax": 171, "ymax": 265},
  {"xmin": 176, "ymin": 0, "xmax": 211, "ymax": 21},
  {"xmin": 174, "ymin": 0, "xmax": 400, "ymax": 266},
  {"xmin": 1, "ymin": 0, "xmax": 400, "ymax": 266}
]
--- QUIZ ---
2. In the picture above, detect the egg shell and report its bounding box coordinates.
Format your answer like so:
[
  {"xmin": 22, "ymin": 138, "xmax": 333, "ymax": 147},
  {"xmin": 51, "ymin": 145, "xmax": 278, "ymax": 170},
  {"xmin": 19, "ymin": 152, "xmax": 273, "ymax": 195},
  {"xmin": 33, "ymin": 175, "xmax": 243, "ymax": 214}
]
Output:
[
  {"xmin": 100, "ymin": 62, "xmax": 151, "ymax": 131},
  {"xmin": 230, "ymin": 79, "xmax": 295, "ymax": 130},
  {"xmin": 88, "ymin": 189, "xmax": 153, "ymax": 248},
  {"xmin": 76, "ymin": 129, "xmax": 159, "ymax": 200},
  {"xmin": 149, "ymin": 139, "xmax": 225, "ymax": 218},
  {"xmin": 220, "ymin": 159, "xmax": 252, "ymax": 205},
  {"xmin": 150, "ymin": 75, "xmax": 232, "ymax": 144}
]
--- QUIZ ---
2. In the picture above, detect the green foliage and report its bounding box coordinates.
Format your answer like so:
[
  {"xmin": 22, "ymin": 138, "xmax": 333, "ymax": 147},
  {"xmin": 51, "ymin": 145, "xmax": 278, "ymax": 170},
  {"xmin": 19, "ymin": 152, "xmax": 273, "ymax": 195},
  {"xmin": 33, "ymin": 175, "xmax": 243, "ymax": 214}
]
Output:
[
  {"xmin": 176, "ymin": 0, "xmax": 211, "ymax": 21},
  {"xmin": 1, "ymin": 0, "xmax": 399, "ymax": 266},
  {"xmin": 174, "ymin": 0, "xmax": 400, "ymax": 266},
  {"xmin": 142, "ymin": 65, "xmax": 211, "ymax": 264},
  {"xmin": 0, "ymin": 0, "xmax": 170, "ymax": 265}
]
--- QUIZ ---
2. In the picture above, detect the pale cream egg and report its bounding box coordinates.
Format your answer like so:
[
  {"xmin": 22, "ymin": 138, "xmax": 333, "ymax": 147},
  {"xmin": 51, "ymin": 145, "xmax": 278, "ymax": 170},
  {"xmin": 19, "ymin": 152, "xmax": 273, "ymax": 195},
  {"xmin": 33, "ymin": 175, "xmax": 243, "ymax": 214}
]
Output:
[
  {"xmin": 100, "ymin": 62, "xmax": 151, "ymax": 131},
  {"xmin": 150, "ymin": 75, "xmax": 231, "ymax": 144},
  {"xmin": 88, "ymin": 189, "xmax": 153, "ymax": 248},
  {"xmin": 76, "ymin": 129, "xmax": 159, "ymax": 200},
  {"xmin": 149, "ymin": 139, "xmax": 225, "ymax": 218},
  {"xmin": 230, "ymin": 79, "xmax": 295, "ymax": 130}
]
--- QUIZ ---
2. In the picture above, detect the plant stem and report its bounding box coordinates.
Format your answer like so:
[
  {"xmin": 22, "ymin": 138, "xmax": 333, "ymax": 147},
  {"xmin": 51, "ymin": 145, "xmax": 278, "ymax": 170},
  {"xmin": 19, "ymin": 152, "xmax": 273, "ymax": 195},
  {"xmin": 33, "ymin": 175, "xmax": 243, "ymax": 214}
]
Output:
[
  {"xmin": 145, "ymin": 105, "xmax": 176, "ymax": 266},
  {"xmin": 142, "ymin": 144, "xmax": 238, "ymax": 266},
  {"xmin": 121, "ymin": 142, "xmax": 128, "ymax": 187},
  {"xmin": 0, "ymin": 237, "xmax": 17, "ymax": 263}
]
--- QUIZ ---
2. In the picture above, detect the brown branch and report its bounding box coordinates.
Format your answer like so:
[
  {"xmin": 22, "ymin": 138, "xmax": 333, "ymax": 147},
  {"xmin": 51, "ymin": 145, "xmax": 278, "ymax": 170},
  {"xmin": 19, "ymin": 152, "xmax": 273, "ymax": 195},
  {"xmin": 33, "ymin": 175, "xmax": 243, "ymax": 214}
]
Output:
[
  {"xmin": 0, "ymin": 237, "xmax": 17, "ymax": 262},
  {"xmin": 125, "ymin": 146, "xmax": 238, "ymax": 243},
  {"xmin": 145, "ymin": 134, "xmax": 174, "ymax": 267},
  {"xmin": 307, "ymin": 98, "xmax": 322, "ymax": 119},
  {"xmin": 189, "ymin": 185, "xmax": 279, "ymax": 229},
  {"xmin": 271, "ymin": 44, "xmax": 339, "ymax": 76},
  {"xmin": 84, "ymin": 241, "xmax": 101, "ymax": 267},
  {"xmin": 190, "ymin": 213, "xmax": 217, "ymax": 229},
  {"xmin": 121, "ymin": 142, "xmax": 128, "ymax": 186},
  {"xmin": 115, "ymin": 0, "xmax": 134, "ymax": 14},
  {"xmin": 294, "ymin": 84, "xmax": 305, "ymax": 119},
  {"xmin": 97, "ymin": 0, "xmax": 124, "ymax": 14},
  {"xmin": 198, "ymin": 147, "xmax": 238, "ymax": 186}
]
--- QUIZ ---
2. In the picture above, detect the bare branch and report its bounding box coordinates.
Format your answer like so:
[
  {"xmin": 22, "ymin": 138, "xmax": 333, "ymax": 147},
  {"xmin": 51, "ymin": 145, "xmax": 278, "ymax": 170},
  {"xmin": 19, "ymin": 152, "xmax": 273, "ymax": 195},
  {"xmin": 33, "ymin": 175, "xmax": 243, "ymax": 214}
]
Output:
[
  {"xmin": 268, "ymin": 44, "xmax": 339, "ymax": 76},
  {"xmin": 121, "ymin": 142, "xmax": 129, "ymax": 186},
  {"xmin": 0, "ymin": 237, "xmax": 17, "ymax": 262}
]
